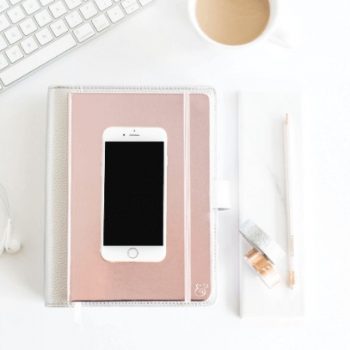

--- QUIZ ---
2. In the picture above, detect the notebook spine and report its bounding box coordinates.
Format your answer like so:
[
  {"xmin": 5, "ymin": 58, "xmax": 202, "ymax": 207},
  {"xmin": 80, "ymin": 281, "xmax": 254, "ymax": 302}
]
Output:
[{"xmin": 45, "ymin": 87, "xmax": 69, "ymax": 307}]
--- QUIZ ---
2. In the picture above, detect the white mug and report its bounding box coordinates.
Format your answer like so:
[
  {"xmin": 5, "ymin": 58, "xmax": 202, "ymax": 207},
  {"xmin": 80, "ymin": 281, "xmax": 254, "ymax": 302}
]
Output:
[{"xmin": 189, "ymin": 0, "xmax": 290, "ymax": 49}]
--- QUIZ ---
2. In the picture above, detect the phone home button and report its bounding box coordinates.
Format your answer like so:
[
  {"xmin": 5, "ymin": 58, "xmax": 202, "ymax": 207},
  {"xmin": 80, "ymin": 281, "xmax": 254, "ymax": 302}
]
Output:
[{"xmin": 127, "ymin": 248, "xmax": 139, "ymax": 259}]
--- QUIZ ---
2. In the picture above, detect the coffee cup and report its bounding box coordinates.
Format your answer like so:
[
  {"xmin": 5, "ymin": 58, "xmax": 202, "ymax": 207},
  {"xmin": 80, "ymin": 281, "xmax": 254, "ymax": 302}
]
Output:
[{"xmin": 189, "ymin": 0, "xmax": 290, "ymax": 48}]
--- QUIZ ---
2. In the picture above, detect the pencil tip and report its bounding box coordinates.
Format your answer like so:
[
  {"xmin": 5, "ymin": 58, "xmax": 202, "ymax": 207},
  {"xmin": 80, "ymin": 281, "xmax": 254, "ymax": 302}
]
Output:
[{"xmin": 288, "ymin": 271, "xmax": 295, "ymax": 289}]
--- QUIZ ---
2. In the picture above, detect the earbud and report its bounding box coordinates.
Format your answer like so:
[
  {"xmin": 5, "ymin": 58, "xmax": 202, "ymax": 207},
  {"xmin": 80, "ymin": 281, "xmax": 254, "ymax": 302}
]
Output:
[
  {"xmin": 0, "ymin": 184, "xmax": 22, "ymax": 257},
  {"xmin": 5, "ymin": 238, "xmax": 21, "ymax": 254},
  {"xmin": 3, "ymin": 220, "xmax": 21, "ymax": 254}
]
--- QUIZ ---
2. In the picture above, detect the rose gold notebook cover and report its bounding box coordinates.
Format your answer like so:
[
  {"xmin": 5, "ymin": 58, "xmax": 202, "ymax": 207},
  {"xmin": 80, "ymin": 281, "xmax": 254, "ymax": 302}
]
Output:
[{"xmin": 68, "ymin": 92, "xmax": 212, "ymax": 302}]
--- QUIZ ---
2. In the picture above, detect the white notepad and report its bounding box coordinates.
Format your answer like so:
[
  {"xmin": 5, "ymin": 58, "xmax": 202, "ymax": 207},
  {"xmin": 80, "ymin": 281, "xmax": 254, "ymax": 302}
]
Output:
[{"xmin": 238, "ymin": 91, "xmax": 304, "ymax": 318}]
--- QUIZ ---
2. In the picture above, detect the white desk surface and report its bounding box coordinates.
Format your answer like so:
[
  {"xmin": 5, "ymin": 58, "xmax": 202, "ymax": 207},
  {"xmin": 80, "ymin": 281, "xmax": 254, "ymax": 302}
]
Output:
[{"xmin": 1, "ymin": 0, "xmax": 350, "ymax": 349}]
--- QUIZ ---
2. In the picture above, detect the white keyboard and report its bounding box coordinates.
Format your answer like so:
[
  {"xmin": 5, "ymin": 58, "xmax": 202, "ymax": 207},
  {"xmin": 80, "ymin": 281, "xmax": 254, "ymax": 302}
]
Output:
[{"xmin": 0, "ymin": 0, "xmax": 153, "ymax": 93}]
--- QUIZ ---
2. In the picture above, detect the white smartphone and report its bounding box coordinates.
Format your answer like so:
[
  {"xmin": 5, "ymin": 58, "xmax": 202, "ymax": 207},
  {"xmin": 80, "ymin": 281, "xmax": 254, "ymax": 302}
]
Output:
[{"xmin": 101, "ymin": 127, "xmax": 167, "ymax": 262}]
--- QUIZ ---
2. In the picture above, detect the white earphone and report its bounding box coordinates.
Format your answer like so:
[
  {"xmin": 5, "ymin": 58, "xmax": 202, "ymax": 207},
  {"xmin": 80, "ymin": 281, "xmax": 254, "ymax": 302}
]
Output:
[{"xmin": 0, "ymin": 183, "xmax": 21, "ymax": 256}]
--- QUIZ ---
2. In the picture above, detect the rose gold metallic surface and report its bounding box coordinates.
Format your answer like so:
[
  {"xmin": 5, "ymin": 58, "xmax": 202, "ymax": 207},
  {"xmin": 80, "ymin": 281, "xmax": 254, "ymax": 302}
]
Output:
[{"xmin": 69, "ymin": 92, "xmax": 212, "ymax": 302}]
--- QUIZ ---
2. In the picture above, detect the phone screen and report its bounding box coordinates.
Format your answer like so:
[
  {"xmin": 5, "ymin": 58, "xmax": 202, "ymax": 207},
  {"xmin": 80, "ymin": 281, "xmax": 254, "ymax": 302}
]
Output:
[{"xmin": 103, "ymin": 141, "xmax": 164, "ymax": 246}]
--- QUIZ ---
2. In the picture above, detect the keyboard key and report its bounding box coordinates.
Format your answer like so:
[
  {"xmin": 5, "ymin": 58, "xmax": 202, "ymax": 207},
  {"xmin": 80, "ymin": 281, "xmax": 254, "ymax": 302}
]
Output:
[
  {"xmin": 7, "ymin": 5, "xmax": 25, "ymax": 23},
  {"xmin": 19, "ymin": 17, "xmax": 37, "ymax": 35},
  {"xmin": 73, "ymin": 22, "xmax": 94, "ymax": 42},
  {"xmin": 0, "ymin": 53, "xmax": 8, "ymax": 70},
  {"xmin": 92, "ymin": 13, "xmax": 109, "ymax": 31},
  {"xmin": 121, "ymin": 0, "xmax": 139, "ymax": 14},
  {"xmin": 0, "ymin": 0, "xmax": 9, "ymax": 13},
  {"xmin": 0, "ymin": 14, "xmax": 10, "ymax": 31},
  {"xmin": 35, "ymin": 9, "xmax": 52, "ymax": 26},
  {"xmin": 0, "ymin": 33, "xmax": 76, "ymax": 86},
  {"xmin": 79, "ymin": 1, "xmax": 97, "ymax": 19},
  {"xmin": 35, "ymin": 27, "xmax": 53, "ymax": 44},
  {"xmin": 121, "ymin": 0, "xmax": 136, "ymax": 7},
  {"xmin": 64, "ymin": 0, "xmax": 81, "ymax": 9},
  {"xmin": 22, "ymin": 0, "xmax": 41, "ymax": 15},
  {"xmin": 49, "ymin": 0, "xmax": 67, "ymax": 18},
  {"xmin": 65, "ymin": 10, "xmax": 81, "ymax": 27},
  {"xmin": 107, "ymin": 4, "xmax": 124, "ymax": 23},
  {"xmin": 4, "ymin": 26, "xmax": 22, "ymax": 44},
  {"xmin": 0, "ymin": 34, "xmax": 7, "ymax": 50},
  {"xmin": 21, "ymin": 36, "xmax": 38, "ymax": 53},
  {"xmin": 9, "ymin": 0, "xmax": 21, "ymax": 5},
  {"xmin": 94, "ymin": 0, "xmax": 112, "ymax": 11},
  {"xmin": 50, "ymin": 19, "xmax": 67, "ymax": 36},
  {"xmin": 5, "ymin": 45, "xmax": 23, "ymax": 62},
  {"xmin": 123, "ymin": 3, "xmax": 139, "ymax": 14}
]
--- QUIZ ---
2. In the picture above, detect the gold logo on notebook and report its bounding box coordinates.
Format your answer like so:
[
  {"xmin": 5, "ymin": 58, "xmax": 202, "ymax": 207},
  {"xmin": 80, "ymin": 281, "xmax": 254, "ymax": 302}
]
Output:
[{"xmin": 194, "ymin": 283, "xmax": 209, "ymax": 297}]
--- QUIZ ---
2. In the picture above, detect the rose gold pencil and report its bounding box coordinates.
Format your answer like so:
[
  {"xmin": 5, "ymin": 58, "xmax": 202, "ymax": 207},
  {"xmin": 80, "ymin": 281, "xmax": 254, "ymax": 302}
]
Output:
[{"xmin": 284, "ymin": 114, "xmax": 295, "ymax": 289}]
